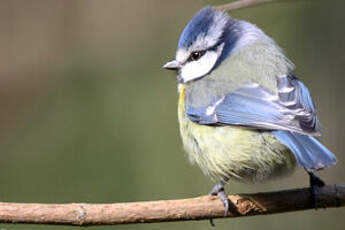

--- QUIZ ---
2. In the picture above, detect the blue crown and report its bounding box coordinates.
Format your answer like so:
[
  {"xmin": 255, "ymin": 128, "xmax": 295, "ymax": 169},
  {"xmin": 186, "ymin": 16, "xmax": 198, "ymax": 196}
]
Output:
[{"xmin": 178, "ymin": 7, "xmax": 221, "ymax": 48}]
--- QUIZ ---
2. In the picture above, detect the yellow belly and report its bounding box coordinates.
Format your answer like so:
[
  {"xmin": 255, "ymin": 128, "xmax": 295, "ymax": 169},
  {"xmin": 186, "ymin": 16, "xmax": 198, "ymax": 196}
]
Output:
[{"xmin": 177, "ymin": 84, "xmax": 296, "ymax": 182}]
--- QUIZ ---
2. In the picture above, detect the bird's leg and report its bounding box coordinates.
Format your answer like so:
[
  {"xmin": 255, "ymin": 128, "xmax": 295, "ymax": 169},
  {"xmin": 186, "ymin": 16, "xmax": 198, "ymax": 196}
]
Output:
[
  {"xmin": 208, "ymin": 179, "xmax": 229, "ymax": 226},
  {"xmin": 306, "ymin": 170, "xmax": 325, "ymax": 209},
  {"xmin": 209, "ymin": 180, "xmax": 229, "ymax": 214}
]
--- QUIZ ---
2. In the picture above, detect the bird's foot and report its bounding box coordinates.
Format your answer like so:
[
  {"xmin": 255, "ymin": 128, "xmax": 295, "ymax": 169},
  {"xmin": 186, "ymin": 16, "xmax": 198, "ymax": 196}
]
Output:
[
  {"xmin": 208, "ymin": 181, "xmax": 229, "ymax": 226},
  {"xmin": 307, "ymin": 171, "xmax": 326, "ymax": 209}
]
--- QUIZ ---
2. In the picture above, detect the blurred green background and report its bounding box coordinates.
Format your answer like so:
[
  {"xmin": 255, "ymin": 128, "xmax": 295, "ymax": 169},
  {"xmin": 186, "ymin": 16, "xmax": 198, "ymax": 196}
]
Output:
[{"xmin": 1, "ymin": 0, "xmax": 345, "ymax": 229}]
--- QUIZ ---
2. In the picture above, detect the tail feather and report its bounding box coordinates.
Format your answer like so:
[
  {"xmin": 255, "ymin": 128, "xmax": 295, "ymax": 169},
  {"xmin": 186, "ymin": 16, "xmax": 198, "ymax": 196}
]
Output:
[{"xmin": 272, "ymin": 130, "xmax": 336, "ymax": 170}]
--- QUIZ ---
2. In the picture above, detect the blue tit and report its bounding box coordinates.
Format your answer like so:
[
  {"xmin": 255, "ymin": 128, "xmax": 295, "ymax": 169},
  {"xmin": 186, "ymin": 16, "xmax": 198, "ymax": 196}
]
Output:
[{"xmin": 163, "ymin": 6, "xmax": 336, "ymax": 215}]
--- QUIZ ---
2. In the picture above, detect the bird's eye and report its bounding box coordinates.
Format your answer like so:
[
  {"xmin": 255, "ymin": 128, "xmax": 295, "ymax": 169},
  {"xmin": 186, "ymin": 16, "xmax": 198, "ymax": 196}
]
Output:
[{"xmin": 189, "ymin": 51, "xmax": 206, "ymax": 62}]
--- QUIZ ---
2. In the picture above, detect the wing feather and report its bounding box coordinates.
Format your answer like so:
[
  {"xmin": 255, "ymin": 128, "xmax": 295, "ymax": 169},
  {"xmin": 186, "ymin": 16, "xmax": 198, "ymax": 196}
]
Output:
[{"xmin": 186, "ymin": 75, "xmax": 320, "ymax": 136}]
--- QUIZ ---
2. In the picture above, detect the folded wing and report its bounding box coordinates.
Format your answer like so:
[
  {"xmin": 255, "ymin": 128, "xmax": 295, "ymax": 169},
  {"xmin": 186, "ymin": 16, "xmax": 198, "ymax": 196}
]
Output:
[{"xmin": 186, "ymin": 75, "xmax": 320, "ymax": 136}]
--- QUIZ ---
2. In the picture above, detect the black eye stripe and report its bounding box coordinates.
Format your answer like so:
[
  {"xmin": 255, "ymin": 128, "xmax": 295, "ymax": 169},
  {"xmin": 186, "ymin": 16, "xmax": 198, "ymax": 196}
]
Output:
[
  {"xmin": 185, "ymin": 42, "xmax": 224, "ymax": 64},
  {"xmin": 188, "ymin": 50, "xmax": 206, "ymax": 62}
]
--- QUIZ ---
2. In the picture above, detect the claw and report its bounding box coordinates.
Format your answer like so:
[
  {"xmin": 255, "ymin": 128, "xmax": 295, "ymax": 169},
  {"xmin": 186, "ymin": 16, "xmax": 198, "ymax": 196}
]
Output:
[
  {"xmin": 209, "ymin": 181, "xmax": 226, "ymax": 196},
  {"xmin": 209, "ymin": 218, "xmax": 215, "ymax": 227},
  {"xmin": 208, "ymin": 180, "xmax": 230, "ymax": 226},
  {"xmin": 217, "ymin": 190, "xmax": 230, "ymax": 216},
  {"xmin": 307, "ymin": 170, "xmax": 326, "ymax": 209}
]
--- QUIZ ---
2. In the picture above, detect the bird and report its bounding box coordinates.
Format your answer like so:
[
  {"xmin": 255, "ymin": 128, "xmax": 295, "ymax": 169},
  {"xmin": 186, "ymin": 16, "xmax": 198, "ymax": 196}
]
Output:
[{"xmin": 163, "ymin": 6, "xmax": 336, "ymax": 217}]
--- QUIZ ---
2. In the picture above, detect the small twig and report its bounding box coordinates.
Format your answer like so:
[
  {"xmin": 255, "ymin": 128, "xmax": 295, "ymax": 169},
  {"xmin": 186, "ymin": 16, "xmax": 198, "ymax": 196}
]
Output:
[
  {"xmin": 0, "ymin": 184, "xmax": 344, "ymax": 226},
  {"xmin": 215, "ymin": 0, "xmax": 291, "ymax": 11},
  {"xmin": 0, "ymin": 0, "xmax": 336, "ymax": 227}
]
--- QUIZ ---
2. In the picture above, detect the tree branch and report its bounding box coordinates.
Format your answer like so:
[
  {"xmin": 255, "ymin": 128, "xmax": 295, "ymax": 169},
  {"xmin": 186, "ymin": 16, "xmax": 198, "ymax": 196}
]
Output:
[
  {"xmin": 0, "ymin": 0, "xmax": 337, "ymax": 227},
  {"xmin": 0, "ymin": 184, "xmax": 344, "ymax": 226},
  {"xmin": 215, "ymin": 0, "xmax": 293, "ymax": 11}
]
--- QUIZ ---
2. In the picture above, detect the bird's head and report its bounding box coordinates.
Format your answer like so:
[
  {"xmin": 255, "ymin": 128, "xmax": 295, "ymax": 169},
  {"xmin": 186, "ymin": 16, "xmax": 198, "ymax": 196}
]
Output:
[
  {"xmin": 163, "ymin": 6, "xmax": 272, "ymax": 84},
  {"xmin": 163, "ymin": 7, "xmax": 241, "ymax": 83}
]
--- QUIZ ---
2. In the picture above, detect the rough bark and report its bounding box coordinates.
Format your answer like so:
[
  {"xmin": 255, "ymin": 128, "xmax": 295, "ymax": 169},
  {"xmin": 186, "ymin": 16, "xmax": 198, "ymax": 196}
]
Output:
[{"xmin": 0, "ymin": 184, "xmax": 344, "ymax": 226}]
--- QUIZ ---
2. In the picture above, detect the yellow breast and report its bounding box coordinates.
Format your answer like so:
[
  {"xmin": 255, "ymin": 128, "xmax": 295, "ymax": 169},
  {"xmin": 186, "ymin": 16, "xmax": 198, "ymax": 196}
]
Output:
[{"xmin": 177, "ymin": 83, "xmax": 296, "ymax": 182}]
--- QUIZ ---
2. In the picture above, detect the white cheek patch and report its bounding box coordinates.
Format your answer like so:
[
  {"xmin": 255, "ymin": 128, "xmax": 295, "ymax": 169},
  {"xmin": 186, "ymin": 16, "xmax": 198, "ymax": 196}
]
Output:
[{"xmin": 179, "ymin": 51, "xmax": 218, "ymax": 83}]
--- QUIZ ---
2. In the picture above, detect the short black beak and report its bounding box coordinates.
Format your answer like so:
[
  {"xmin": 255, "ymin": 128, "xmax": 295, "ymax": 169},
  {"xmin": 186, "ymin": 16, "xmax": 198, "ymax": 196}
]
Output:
[{"xmin": 162, "ymin": 59, "xmax": 180, "ymax": 71}]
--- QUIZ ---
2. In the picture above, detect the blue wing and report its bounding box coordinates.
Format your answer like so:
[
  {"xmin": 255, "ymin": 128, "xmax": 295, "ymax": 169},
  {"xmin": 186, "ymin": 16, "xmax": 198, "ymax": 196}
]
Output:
[
  {"xmin": 186, "ymin": 75, "xmax": 336, "ymax": 169},
  {"xmin": 186, "ymin": 75, "xmax": 320, "ymax": 136}
]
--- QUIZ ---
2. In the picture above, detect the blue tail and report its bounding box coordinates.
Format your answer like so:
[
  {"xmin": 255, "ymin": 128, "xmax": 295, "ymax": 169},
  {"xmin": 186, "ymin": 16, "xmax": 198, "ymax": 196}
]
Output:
[{"xmin": 272, "ymin": 130, "xmax": 336, "ymax": 170}]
